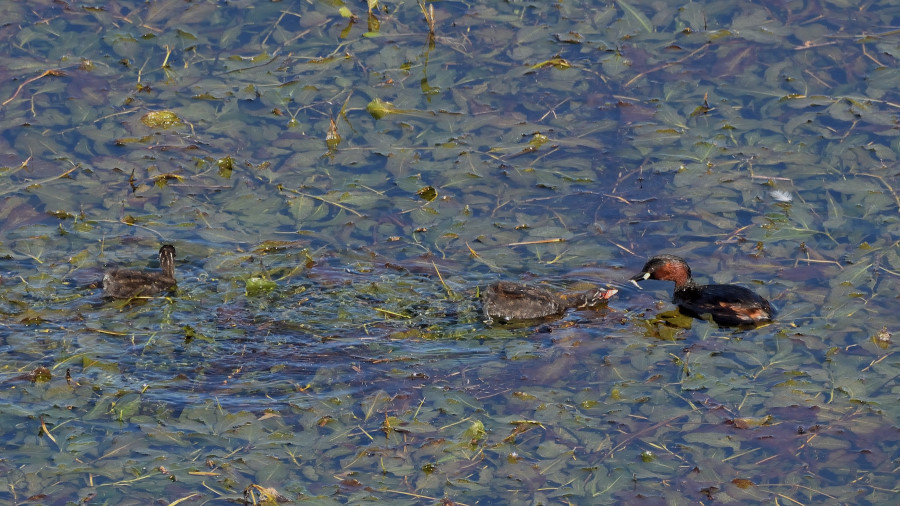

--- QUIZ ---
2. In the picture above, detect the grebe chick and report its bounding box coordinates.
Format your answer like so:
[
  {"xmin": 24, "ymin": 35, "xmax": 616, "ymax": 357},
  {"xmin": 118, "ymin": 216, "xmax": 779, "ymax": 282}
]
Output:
[
  {"xmin": 102, "ymin": 245, "xmax": 177, "ymax": 299},
  {"xmin": 483, "ymin": 281, "xmax": 617, "ymax": 325}
]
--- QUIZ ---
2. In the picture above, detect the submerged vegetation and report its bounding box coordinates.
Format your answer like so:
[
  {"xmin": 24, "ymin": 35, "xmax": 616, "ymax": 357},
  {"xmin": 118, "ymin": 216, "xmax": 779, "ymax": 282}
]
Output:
[{"xmin": 0, "ymin": 0, "xmax": 899, "ymax": 503}]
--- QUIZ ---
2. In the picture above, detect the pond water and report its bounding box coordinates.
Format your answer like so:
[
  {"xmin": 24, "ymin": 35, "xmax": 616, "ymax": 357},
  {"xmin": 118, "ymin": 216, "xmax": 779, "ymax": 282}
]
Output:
[{"xmin": 1, "ymin": 0, "xmax": 899, "ymax": 503}]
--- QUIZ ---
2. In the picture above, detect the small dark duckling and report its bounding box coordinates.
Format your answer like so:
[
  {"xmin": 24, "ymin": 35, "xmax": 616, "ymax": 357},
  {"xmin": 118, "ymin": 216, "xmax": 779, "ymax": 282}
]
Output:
[
  {"xmin": 630, "ymin": 254, "xmax": 773, "ymax": 326},
  {"xmin": 483, "ymin": 281, "xmax": 617, "ymax": 324},
  {"xmin": 102, "ymin": 245, "xmax": 177, "ymax": 299}
]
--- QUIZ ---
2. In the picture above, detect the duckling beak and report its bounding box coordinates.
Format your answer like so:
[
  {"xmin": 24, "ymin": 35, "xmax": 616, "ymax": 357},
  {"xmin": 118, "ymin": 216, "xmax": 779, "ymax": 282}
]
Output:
[{"xmin": 630, "ymin": 272, "xmax": 650, "ymax": 288}]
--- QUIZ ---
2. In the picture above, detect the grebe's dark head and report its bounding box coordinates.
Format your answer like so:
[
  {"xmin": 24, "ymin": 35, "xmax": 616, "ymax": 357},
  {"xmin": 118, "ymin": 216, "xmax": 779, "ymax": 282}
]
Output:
[
  {"xmin": 631, "ymin": 254, "xmax": 692, "ymax": 288},
  {"xmin": 158, "ymin": 245, "xmax": 176, "ymax": 279}
]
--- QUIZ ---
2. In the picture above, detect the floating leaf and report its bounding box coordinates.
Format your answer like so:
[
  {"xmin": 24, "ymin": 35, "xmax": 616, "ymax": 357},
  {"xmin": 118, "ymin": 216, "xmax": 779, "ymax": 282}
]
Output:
[
  {"xmin": 416, "ymin": 185, "xmax": 437, "ymax": 201},
  {"xmin": 47, "ymin": 210, "xmax": 74, "ymax": 219},
  {"xmin": 381, "ymin": 415, "xmax": 403, "ymax": 437},
  {"xmin": 217, "ymin": 156, "xmax": 234, "ymax": 178},
  {"xmin": 728, "ymin": 415, "xmax": 773, "ymax": 429},
  {"xmin": 140, "ymin": 110, "xmax": 182, "ymax": 128},
  {"xmin": 183, "ymin": 325, "xmax": 214, "ymax": 343},
  {"xmin": 732, "ymin": 478, "xmax": 756, "ymax": 489},
  {"xmin": 326, "ymin": 117, "xmax": 341, "ymax": 151},
  {"xmin": 528, "ymin": 133, "xmax": 550, "ymax": 150},
  {"xmin": 689, "ymin": 93, "xmax": 712, "ymax": 117},
  {"xmin": 114, "ymin": 135, "xmax": 153, "ymax": 145},
  {"xmin": 528, "ymin": 57, "xmax": 571, "ymax": 71},
  {"xmin": 153, "ymin": 173, "xmax": 184, "ymax": 188},
  {"xmin": 617, "ymin": 0, "xmax": 653, "ymax": 33},
  {"xmin": 30, "ymin": 367, "xmax": 52, "ymax": 382},
  {"xmin": 553, "ymin": 32, "xmax": 584, "ymax": 44},
  {"xmin": 872, "ymin": 326, "xmax": 891, "ymax": 349},
  {"xmin": 366, "ymin": 97, "xmax": 398, "ymax": 119},
  {"xmin": 461, "ymin": 419, "xmax": 486, "ymax": 445},
  {"xmin": 367, "ymin": 10, "xmax": 380, "ymax": 33},
  {"xmin": 245, "ymin": 277, "xmax": 276, "ymax": 296}
]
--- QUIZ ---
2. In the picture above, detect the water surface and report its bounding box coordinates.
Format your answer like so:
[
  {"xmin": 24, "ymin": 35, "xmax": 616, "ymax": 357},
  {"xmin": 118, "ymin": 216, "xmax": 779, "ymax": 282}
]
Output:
[{"xmin": 1, "ymin": 0, "xmax": 899, "ymax": 503}]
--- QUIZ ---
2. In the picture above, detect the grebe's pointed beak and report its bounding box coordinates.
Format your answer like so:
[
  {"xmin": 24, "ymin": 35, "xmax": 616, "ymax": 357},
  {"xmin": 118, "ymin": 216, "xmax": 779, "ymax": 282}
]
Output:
[{"xmin": 630, "ymin": 272, "xmax": 650, "ymax": 288}]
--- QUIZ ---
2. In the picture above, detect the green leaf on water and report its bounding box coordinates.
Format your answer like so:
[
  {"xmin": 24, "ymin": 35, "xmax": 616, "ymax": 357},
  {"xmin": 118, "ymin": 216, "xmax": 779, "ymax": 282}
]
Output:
[
  {"xmin": 461, "ymin": 419, "xmax": 486, "ymax": 445},
  {"xmin": 417, "ymin": 186, "xmax": 437, "ymax": 201},
  {"xmin": 112, "ymin": 393, "xmax": 142, "ymax": 421},
  {"xmin": 616, "ymin": 0, "xmax": 653, "ymax": 33},
  {"xmin": 217, "ymin": 156, "xmax": 234, "ymax": 178},
  {"xmin": 367, "ymin": 10, "xmax": 380, "ymax": 33},
  {"xmin": 362, "ymin": 390, "xmax": 390, "ymax": 421},
  {"xmin": 246, "ymin": 276, "xmax": 277, "ymax": 296},
  {"xmin": 527, "ymin": 57, "xmax": 572, "ymax": 71},
  {"xmin": 366, "ymin": 97, "xmax": 397, "ymax": 119},
  {"xmin": 140, "ymin": 110, "xmax": 182, "ymax": 128},
  {"xmin": 528, "ymin": 133, "xmax": 550, "ymax": 150},
  {"xmin": 84, "ymin": 393, "xmax": 115, "ymax": 420},
  {"xmin": 31, "ymin": 366, "xmax": 52, "ymax": 382},
  {"xmin": 183, "ymin": 325, "xmax": 214, "ymax": 343},
  {"xmin": 381, "ymin": 415, "xmax": 403, "ymax": 437}
]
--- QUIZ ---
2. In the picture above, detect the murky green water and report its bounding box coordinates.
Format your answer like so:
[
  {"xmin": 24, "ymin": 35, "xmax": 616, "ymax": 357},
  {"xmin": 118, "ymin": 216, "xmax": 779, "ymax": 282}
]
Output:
[{"xmin": 1, "ymin": 0, "xmax": 899, "ymax": 503}]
